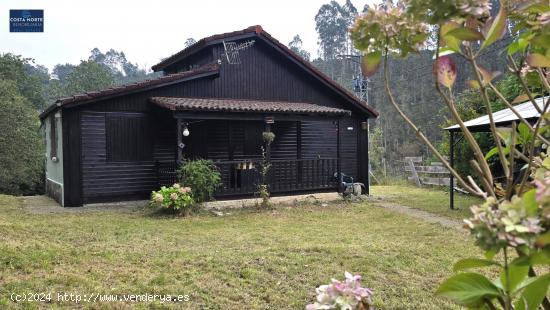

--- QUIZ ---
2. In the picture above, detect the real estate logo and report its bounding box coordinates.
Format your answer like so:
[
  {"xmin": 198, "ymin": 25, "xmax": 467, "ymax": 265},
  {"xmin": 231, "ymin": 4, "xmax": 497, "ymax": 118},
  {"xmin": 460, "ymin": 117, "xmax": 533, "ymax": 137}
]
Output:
[{"xmin": 9, "ymin": 10, "xmax": 44, "ymax": 32}]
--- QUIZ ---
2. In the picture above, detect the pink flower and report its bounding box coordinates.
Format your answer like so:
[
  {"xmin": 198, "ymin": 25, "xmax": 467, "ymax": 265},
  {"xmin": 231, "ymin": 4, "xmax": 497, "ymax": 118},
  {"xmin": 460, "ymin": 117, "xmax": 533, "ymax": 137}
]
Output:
[
  {"xmin": 153, "ymin": 193, "xmax": 164, "ymax": 203},
  {"xmin": 173, "ymin": 183, "xmax": 181, "ymax": 189},
  {"xmin": 306, "ymin": 272, "xmax": 373, "ymax": 309},
  {"xmin": 179, "ymin": 186, "xmax": 191, "ymax": 194},
  {"xmin": 170, "ymin": 192, "xmax": 178, "ymax": 200}
]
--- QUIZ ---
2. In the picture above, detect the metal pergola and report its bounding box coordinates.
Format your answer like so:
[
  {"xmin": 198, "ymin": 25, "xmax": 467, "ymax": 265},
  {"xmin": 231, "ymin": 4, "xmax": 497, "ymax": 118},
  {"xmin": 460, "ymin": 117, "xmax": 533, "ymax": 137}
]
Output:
[{"xmin": 444, "ymin": 97, "xmax": 545, "ymax": 209}]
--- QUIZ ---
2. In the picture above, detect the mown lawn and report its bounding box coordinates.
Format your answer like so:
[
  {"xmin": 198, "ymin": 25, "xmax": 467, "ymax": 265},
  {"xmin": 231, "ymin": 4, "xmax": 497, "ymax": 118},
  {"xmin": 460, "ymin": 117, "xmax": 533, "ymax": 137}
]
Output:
[
  {"xmin": 372, "ymin": 185, "xmax": 483, "ymax": 221},
  {"xmin": 0, "ymin": 187, "xmax": 478, "ymax": 309}
]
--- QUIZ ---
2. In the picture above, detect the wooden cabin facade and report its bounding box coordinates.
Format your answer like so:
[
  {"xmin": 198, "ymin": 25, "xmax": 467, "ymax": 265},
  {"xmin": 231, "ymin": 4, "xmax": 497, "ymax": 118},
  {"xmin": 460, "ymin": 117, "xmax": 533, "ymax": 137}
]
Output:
[{"xmin": 40, "ymin": 26, "xmax": 378, "ymax": 207}]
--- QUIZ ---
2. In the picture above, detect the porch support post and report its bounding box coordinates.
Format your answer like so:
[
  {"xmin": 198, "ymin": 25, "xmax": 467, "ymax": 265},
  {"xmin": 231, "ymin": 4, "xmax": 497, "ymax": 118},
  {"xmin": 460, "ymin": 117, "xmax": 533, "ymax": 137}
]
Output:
[
  {"xmin": 266, "ymin": 123, "xmax": 272, "ymax": 162},
  {"xmin": 449, "ymin": 130, "xmax": 455, "ymax": 210},
  {"xmin": 337, "ymin": 119, "xmax": 342, "ymax": 193},
  {"xmin": 264, "ymin": 117, "xmax": 273, "ymax": 188},
  {"xmin": 177, "ymin": 118, "xmax": 183, "ymax": 164}
]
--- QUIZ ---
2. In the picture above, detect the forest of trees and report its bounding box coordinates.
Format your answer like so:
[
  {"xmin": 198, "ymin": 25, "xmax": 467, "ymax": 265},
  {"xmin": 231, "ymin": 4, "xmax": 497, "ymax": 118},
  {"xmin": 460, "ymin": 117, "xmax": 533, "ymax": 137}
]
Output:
[
  {"xmin": 308, "ymin": 0, "xmax": 511, "ymax": 179},
  {"xmin": 0, "ymin": 49, "xmax": 158, "ymax": 195}
]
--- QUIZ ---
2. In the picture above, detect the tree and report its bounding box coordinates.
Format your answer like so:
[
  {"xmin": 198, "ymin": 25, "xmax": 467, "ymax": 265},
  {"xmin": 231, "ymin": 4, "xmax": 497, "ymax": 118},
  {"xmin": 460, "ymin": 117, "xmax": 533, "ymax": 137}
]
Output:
[
  {"xmin": 0, "ymin": 53, "xmax": 47, "ymax": 110},
  {"xmin": 315, "ymin": 1, "xmax": 348, "ymax": 60},
  {"xmin": 0, "ymin": 80, "xmax": 44, "ymax": 195},
  {"xmin": 52, "ymin": 63, "xmax": 76, "ymax": 83},
  {"xmin": 64, "ymin": 60, "xmax": 115, "ymax": 95},
  {"xmin": 288, "ymin": 35, "xmax": 311, "ymax": 61},
  {"xmin": 184, "ymin": 38, "xmax": 196, "ymax": 48},
  {"xmin": 88, "ymin": 48, "xmax": 151, "ymax": 84}
]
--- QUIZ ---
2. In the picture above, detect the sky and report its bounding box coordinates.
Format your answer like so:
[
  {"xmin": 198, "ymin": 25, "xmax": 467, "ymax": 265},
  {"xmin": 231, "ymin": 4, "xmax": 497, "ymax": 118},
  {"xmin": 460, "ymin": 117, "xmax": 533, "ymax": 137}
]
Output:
[{"xmin": 1, "ymin": 0, "xmax": 377, "ymax": 72}]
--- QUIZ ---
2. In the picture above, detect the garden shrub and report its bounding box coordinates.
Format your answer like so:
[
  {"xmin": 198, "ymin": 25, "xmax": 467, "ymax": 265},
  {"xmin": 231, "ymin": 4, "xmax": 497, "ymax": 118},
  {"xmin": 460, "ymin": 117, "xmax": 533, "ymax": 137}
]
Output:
[
  {"xmin": 258, "ymin": 131, "xmax": 275, "ymax": 208},
  {"xmin": 150, "ymin": 183, "xmax": 194, "ymax": 214},
  {"xmin": 177, "ymin": 159, "xmax": 221, "ymax": 203},
  {"xmin": 306, "ymin": 271, "xmax": 374, "ymax": 310}
]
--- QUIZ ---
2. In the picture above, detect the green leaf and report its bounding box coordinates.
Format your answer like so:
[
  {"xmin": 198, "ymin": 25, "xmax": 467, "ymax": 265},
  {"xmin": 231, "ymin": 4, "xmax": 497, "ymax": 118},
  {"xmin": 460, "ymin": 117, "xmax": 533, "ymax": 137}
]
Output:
[
  {"xmin": 481, "ymin": 5, "xmax": 507, "ymax": 50},
  {"xmin": 485, "ymin": 249, "xmax": 498, "ymax": 260},
  {"xmin": 501, "ymin": 262, "xmax": 529, "ymax": 293},
  {"xmin": 361, "ymin": 51, "xmax": 382, "ymax": 77},
  {"xmin": 535, "ymin": 231, "xmax": 550, "ymax": 248},
  {"xmin": 508, "ymin": 34, "xmax": 533, "ymax": 55},
  {"xmin": 453, "ymin": 258, "xmax": 500, "ymax": 272},
  {"xmin": 517, "ymin": 122, "xmax": 532, "ymax": 145},
  {"xmin": 446, "ymin": 27, "xmax": 484, "ymax": 41},
  {"xmin": 526, "ymin": 53, "xmax": 550, "ymax": 68},
  {"xmin": 522, "ymin": 2, "xmax": 550, "ymax": 14},
  {"xmin": 522, "ymin": 189, "xmax": 538, "ymax": 216},
  {"xmin": 485, "ymin": 146, "xmax": 499, "ymax": 160},
  {"xmin": 468, "ymin": 80, "xmax": 481, "ymax": 89},
  {"xmin": 437, "ymin": 47, "xmax": 456, "ymax": 57},
  {"xmin": 513, "ymin": 251, "xmax": 550, "ymax": 267},
  {"xmin": 531, "ymin": 34, "xmax": 550, "ymax": 49},
  {"xmin": 437, "ymin": 273, "xmax": 501, "ymax": 307},
  {"xmin": 514, "ymin": 274, "xmax": 550, "ymax": 310},
  {"xmin": 441, "ymin": 21, "xmax": 461, "ymax": 53},
  {"xmin": 496, "ymin": 127, "xmax": 513, "ymax": 145}
]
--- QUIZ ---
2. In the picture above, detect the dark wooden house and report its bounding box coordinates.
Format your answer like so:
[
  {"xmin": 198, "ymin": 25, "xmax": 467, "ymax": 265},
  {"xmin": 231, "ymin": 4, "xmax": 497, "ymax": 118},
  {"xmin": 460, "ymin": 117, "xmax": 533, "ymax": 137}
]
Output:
[{"xmin": 40, "ymin": 26, "xmax": 378, "ymax": 207}]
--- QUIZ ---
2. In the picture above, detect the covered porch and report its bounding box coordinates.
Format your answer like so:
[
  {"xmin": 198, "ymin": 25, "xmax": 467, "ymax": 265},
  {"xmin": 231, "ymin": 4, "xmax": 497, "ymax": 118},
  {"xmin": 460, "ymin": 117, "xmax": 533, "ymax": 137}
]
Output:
[{"xmin": 151, "ymin": 97, "xmax": 355, "ymax": 198}]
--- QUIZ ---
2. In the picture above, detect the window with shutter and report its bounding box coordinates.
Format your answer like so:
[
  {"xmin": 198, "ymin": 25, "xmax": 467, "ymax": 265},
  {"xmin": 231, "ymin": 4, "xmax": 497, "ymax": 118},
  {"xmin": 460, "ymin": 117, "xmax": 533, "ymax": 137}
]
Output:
[
  {"xmin": 50, "ymin": 115, "xmax": 57, "ymax": 159},
  {"xmin": 105, "ymin": 113, "xmax": 152, "ymax": 161}
]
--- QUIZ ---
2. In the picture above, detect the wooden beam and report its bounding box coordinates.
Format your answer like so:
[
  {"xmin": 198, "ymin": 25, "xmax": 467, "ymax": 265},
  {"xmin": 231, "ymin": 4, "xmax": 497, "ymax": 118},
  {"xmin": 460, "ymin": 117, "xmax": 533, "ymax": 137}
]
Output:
[
  {"xmin": 264, "ymin": 122, "xmax": 272, "ymax": 162},
  {"xmin": 296, "ymin": 121, "xmax": 302, "ymax": 186},
  {"xmin": 408, "ymin": 158, "xmax": 422, "ymax": 187},
  {"xmin": 177, "ymin": 118, "xmax": 183, "ymax": 163},
  {"xmin": 336, "ymin": 120, "xmax": 342, "ymax": 193},
  {"xmin": 449, "ymin": 131, "xmax": 455, "ymax": 210}
]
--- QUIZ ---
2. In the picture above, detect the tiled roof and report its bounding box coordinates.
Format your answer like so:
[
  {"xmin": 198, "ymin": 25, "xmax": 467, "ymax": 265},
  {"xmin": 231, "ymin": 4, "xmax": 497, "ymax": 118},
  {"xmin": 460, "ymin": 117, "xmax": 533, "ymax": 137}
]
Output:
[
  {"xmin": 150, "ymin": 97, "xmax": 351, "ymax": 116},
  {"xmin": 151, "ymin": 25, "xmax": 378, "ymax": 118},
  {"xmin": 39, "ymin": 63, "xmax": 220, "ymax": 119}
]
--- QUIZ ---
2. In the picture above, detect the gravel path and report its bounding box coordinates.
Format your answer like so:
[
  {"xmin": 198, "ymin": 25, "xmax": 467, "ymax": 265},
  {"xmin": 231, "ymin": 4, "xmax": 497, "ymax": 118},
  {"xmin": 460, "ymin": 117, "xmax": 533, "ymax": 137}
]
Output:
[
  {"xmin": 21, "ymin": 194, "xmax": 464, "ymax": 230},
  {"xmin": 20, "ymin": 196, "xmax": 147, "ymax": 214},
  {"xmin": 367, "ymin": 197, "xmax": 463, "ymax": 230}
]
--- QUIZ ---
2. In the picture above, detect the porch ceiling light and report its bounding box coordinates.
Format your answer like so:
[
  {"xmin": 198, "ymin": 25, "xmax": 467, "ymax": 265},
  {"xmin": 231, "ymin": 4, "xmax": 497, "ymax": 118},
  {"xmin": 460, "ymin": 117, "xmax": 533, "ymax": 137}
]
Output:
[{"xmin": 183, "ymin": 126, "xmax": 190, "ymax": 137}]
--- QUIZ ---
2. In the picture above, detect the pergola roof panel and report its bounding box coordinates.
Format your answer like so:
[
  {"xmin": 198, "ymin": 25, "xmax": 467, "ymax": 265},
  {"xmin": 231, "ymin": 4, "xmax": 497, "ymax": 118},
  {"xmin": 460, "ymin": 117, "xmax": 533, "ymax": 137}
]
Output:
[{"xmin": 445, "ymin": 96, "xmax": 546, "ymax": 132}]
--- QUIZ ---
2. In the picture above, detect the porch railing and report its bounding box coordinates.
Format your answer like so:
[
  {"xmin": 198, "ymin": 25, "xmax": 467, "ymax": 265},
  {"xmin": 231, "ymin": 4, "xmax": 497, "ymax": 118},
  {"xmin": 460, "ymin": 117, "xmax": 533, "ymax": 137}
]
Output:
[{"xmin": 156, "ymin": 158, "xmax": 338, "ymax": 197}]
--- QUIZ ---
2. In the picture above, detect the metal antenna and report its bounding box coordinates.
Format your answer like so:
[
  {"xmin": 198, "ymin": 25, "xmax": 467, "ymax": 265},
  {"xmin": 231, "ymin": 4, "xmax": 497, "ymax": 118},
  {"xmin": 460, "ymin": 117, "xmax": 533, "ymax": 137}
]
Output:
[
  {"xmin": 337, "ymin": 54, "xmax": 370, "ymax": 102},
  {"xmin": 222, "ymin": 40, "xmax": 255, "ymax": 64}
]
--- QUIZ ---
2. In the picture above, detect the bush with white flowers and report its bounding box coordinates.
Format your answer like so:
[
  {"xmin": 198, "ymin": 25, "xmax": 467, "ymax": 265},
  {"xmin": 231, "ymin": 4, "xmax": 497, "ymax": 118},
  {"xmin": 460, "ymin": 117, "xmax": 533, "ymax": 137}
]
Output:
[
  {"xmin": 150, "ymin": 183, "xmax": 194, "ymax": 214},
  {"xmin": 306, "ymin": 272, "xmax": 374, "ymax": 310}
]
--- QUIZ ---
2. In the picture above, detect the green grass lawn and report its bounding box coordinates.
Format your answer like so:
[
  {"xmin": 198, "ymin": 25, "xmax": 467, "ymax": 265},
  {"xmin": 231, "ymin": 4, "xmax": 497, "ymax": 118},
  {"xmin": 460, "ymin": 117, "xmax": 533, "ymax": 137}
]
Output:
[
  {"xmin": 0, "ymin": 188, "xmax": 479, "ymax": 309},
  {"xmin": 371, "ymin": 185, "xmax": 483, "ymax": 221}
]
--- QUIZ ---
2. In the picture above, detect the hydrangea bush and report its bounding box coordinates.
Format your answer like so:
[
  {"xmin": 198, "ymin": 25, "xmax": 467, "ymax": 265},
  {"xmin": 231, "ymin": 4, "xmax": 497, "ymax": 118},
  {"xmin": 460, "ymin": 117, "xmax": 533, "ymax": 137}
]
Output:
[
  {"xmin": 306, "ymin": 272, "xmax": 374, "ymax": 310},
  {"xmin": 150, "ymin": 183, "xmax": 194, "ymax": 214},
  {"xmin": 349, "ymin": 0, "xmax": 550, "ymax": 309},
  {"xmin": 177, "ymin": 159, "xmax": 221, "ymax": 203}
]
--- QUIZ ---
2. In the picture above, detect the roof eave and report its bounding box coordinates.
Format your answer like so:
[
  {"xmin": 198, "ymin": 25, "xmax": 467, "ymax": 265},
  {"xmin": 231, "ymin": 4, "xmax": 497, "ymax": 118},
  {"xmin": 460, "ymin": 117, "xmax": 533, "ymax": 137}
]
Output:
[{"xmin": 39, "ymin": 65, "xmax": 220, "ymax": 120}]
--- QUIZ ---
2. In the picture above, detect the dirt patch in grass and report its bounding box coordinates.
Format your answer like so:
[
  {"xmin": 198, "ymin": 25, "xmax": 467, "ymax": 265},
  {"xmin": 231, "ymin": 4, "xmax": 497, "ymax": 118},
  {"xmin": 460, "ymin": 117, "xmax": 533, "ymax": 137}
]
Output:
[
  {"xmin": 371, "ymin": 185, "xmax": 482, "ymax": 221},
  {"xmin": 368, "ymin": 196, "xmax": 463, "ymax": 229},
  {"xmin": 21, "ymin": 195, "xmax": 148, "ymax": 214}
]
